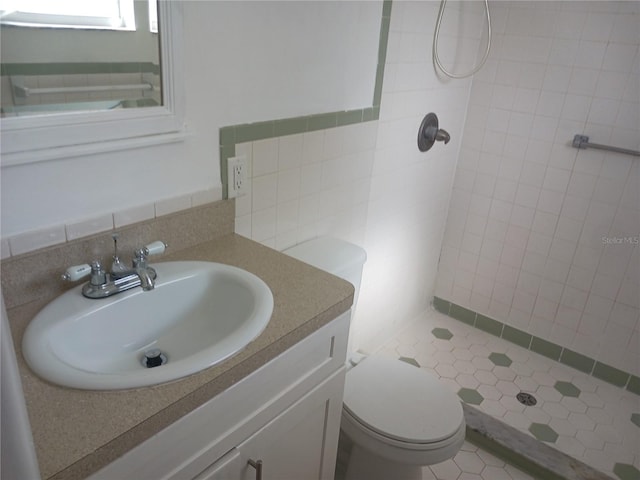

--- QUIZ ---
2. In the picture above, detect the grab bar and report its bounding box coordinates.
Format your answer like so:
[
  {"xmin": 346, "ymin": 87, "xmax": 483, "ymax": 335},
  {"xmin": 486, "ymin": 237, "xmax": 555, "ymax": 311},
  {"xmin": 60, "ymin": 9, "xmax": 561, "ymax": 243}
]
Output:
[{"xmin": 572, "ymin": 135, "xmax": 640, "ymax": 157}]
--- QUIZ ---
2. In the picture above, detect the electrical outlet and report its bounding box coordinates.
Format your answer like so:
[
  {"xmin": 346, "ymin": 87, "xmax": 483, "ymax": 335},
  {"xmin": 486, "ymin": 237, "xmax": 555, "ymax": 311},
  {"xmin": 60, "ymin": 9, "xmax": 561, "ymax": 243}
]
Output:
[{"xmin": 227, "ymin": 156, "xmax": 248, "ymax": 198}]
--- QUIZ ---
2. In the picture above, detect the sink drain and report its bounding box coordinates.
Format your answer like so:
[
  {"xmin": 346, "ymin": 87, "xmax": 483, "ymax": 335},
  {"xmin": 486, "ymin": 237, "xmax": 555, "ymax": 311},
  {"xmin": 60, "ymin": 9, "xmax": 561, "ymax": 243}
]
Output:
[
  {"xmin": 142, "ymin": 349, "xmax": 167, "ymax": 368},
  {"xmin": 516, "ymin": 391, "xmax": 537, "ymax": 406}
]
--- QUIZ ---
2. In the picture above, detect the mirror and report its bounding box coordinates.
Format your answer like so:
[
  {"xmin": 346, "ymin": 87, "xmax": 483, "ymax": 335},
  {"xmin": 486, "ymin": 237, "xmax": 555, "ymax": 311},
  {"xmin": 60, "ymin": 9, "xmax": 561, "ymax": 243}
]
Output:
[
  {"xmin": 0, "ymin": 0, "xmax": 161, "ymax": 117},
  {"xmin": 0, "ymin": 1, "xmax": 184, "ymax": 166}
]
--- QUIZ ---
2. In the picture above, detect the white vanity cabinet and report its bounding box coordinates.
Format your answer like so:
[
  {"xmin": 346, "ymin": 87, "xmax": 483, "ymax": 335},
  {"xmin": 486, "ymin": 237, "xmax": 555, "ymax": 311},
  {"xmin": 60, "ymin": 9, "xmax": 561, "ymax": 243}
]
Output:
[
  {"xmin": 89, "ymin": 311, "xmax": 350, "ymax": 480},
  {"xmin": 196, "ymin": 370, "xmax": 345, "ymax": 480}
]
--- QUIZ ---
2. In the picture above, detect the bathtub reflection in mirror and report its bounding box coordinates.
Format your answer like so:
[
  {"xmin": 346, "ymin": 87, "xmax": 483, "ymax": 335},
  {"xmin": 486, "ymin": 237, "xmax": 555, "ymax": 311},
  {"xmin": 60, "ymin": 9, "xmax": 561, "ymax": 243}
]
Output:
[{"xmin": 0, "ymin": 0, "xmax": 161, "ymax": 117}]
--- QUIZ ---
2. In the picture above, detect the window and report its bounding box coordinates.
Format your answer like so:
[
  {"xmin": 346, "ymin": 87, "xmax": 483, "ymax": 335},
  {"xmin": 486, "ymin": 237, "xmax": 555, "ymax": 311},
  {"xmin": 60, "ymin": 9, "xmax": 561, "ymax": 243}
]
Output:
[
  {"xmin": 148, "ymin": 0, "xmax": 158, "ymax": 33},
  {"xmin": 0, "ymin": 0, "xmax": 135, "ymax": 31}
]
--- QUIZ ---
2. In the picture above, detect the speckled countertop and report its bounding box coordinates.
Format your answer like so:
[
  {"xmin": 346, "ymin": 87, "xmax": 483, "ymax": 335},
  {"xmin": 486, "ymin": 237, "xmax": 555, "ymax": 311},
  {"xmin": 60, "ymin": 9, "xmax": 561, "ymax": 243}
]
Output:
[{"xmin": 7, "ymin": 234, "xmax": 354, "ymax": 480}]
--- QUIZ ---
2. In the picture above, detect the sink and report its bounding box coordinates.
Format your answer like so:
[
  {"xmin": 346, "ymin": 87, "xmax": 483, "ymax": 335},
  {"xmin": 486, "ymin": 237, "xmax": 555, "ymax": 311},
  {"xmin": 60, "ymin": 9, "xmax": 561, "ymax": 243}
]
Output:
[{"xmin": 22, "ymin": 261, "xmax": 274, "ymax": 390}]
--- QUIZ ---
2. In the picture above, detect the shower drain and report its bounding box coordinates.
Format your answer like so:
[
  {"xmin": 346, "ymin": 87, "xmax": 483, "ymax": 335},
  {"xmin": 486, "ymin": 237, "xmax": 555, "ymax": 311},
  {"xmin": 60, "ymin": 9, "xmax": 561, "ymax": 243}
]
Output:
[{"xmin": 516, "ymin": 392, "xmax": 537, "ymax": 406}]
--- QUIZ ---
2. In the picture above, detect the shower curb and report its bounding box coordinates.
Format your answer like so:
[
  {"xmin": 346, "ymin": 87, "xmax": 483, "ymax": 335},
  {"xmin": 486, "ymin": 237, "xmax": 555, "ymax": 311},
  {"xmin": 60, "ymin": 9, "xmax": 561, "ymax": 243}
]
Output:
[{"xmin": 463, "ymin": 403, "xmax": 615, "ymax": 480}]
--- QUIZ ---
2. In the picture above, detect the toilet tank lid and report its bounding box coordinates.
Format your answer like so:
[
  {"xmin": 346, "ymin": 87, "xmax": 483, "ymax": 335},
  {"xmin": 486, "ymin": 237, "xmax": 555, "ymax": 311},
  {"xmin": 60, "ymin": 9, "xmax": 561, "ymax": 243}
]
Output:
[{"xmin": 283, "ymin": 237, "xmax": 366, "ymax": 276}]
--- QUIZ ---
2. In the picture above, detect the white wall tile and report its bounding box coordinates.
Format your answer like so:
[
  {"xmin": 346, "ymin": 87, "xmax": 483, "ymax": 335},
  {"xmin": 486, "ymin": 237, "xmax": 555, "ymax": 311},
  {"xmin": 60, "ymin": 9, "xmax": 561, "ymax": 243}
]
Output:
[
  {"xmin": 251, "ymin": 207, "xmax": 276, "ymax": 242},
  {"xmin": 252, "ymin": 138, "xmax": 279, "ymax": 176},
  {"xmin": 252, "ymin": 174, "xmax": 277, "ymax": 211},
  {"xmin": 66, "ymin": 214, "xmax": 114, "ymax": 241},
  {"xmin": 0, "ymin": 238, "xmax": 10, "ymax": 260},
  {"xmin": 277, "ymin": 168, "xmax": 301, "ymax": 204},
  {"xmin": 278, "ymin": 134, "xmax": 303, "ymax": 171},
  {"xmin": 155, "ymin": 194, "xmax": 192, "ymax": 217},
  {"xmin": 9, "ymin": 225, "xmax": 67, "ymax": 256},
  {"xmin": 113, "ymin": 204, "xmax": 155, "ymax": 228}
]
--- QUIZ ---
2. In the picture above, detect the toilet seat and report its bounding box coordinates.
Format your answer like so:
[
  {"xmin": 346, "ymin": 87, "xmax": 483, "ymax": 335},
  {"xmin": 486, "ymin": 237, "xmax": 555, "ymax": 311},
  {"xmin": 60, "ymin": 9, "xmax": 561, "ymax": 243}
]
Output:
[{"xmin": 343, "ymin": 354, "xmax": 465, "ymax": 448}]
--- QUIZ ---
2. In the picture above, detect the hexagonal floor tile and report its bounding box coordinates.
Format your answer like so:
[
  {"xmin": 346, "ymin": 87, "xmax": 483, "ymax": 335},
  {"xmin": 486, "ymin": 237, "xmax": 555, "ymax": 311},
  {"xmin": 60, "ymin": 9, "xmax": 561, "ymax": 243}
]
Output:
[
  {"xmin": 398, "ymin": 356, "xmax": 420, "ymax": 368},
  {"xmin": 631, "ymin": 413, "xmax": 640, "ymax": 428},
  {"xmin": 431, "ymin": 327, "xmax": 453, "ymax": 340},
  {"xmin": 458, "ymin": 387, "xmax": 484, "ymax": 405},
  {"xmin": 489, "ymin": 352, "xmax": 512, "ymax": 367},
  {"xmin": 613, "ymin": 463, "xmax": 640, "ymax": 480},
  {"xmin": 528, "ymin": 423, "xmax": 559, "ymax": 443},
  {"xmin": 554, "ymin": 380, "xmax": 581, "ymax": 397}
]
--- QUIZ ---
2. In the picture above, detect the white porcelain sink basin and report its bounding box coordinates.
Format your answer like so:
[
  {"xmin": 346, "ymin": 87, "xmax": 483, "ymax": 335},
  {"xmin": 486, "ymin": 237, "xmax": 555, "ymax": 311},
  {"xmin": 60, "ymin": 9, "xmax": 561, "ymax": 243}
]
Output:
[{"xmin": 22, "ymin": 261, "xmax": 274, "ymax": 390}]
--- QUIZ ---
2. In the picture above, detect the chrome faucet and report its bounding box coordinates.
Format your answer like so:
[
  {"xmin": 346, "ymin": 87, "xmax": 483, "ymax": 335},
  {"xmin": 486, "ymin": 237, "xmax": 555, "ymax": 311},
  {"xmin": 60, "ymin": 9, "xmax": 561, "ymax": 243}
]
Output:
[{"xmin": 62, "ymin": 237, "xmax": 167, "ymax": 299}]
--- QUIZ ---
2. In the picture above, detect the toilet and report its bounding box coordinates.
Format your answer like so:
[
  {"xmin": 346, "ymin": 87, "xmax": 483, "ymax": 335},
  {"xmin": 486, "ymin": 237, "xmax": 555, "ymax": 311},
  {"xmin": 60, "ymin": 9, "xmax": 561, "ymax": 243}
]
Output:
[{"xmin": 284, "ymin": 237, "xmax": 466, "ymax": 480}]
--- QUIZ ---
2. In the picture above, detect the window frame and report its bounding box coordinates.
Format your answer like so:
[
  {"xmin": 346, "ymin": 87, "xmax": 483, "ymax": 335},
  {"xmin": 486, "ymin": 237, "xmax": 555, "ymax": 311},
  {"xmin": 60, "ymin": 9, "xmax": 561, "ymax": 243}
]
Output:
[{"xmin": 0, "ymin": 2, "xmax": 185, "ymax": 167}]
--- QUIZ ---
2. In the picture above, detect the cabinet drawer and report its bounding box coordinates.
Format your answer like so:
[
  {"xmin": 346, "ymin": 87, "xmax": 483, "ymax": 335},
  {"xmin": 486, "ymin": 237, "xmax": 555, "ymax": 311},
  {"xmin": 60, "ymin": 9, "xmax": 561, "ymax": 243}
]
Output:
[{"xmin": 89, "ymin": 311, "xmax": 350, "ymax": 480}]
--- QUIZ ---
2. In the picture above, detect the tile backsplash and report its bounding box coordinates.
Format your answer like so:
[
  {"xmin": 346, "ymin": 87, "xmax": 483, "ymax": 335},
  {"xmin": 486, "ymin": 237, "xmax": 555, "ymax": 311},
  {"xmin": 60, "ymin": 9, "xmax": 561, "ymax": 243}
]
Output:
[
  {"xmin": 2, "ymin": 188, "xmax": 222, "ymax": 258},
  {"xmin": 1, "ymin": 198, "xmax": 233, "ymax": 310},
  {"xmin": 233, "ymin": 122, "xmax": 377, "ymax": 251}
]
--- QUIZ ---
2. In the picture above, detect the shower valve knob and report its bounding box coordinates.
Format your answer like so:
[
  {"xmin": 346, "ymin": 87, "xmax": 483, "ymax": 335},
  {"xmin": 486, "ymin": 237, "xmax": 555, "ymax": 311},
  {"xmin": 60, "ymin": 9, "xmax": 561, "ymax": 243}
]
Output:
[{"xmin": 418, "ymin": 112, "xmax": 450, "ymax": 152}]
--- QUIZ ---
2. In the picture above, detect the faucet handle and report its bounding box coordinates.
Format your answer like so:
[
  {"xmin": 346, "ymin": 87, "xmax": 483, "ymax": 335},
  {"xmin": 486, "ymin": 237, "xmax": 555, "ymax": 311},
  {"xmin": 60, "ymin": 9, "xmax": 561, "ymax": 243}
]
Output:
[
  {"xmin": 62, "ymin": 262, "xmax": 107, "ymax": 286},
  {"xmin": 133, "ymin": 241, "xmax": 167, "ymax": 269},
  {"xmin": 62, "ymin": 264, "xmax": 92, "ymax": 282},
  {"xmin": 142, "ymin": 240, "xmax": 167, "ymax": 256}
]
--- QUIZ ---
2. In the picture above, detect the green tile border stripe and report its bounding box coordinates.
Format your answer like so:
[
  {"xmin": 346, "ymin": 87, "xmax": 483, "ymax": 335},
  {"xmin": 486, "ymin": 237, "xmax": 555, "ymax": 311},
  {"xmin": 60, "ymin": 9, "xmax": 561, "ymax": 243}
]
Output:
[
  {"xmin": 433, "ymin": 296, "xmax": 639, "ymax": 396},
  {"xmin": 219, "ymin": 0, "xmax": 392, "ymax": 198}
]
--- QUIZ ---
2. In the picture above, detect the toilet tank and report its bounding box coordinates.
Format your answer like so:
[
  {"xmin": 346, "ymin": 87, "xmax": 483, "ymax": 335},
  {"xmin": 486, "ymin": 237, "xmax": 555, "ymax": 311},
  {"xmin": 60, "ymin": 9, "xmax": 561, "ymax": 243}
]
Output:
[{"xmin": 283, "ymin": 237, "xmax": 367, "ymax": 307}]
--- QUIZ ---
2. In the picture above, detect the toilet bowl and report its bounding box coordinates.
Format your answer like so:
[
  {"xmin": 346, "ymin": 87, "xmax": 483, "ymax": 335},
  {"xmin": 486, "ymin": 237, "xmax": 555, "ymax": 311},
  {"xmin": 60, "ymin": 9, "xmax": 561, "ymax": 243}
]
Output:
[
  {"xmin": 284, "ymin": 237, "xmax": 465, "ymax": 480},
  {"xmin": 341, "ymin": 354, "xmax": 465, "ymax": 479}
]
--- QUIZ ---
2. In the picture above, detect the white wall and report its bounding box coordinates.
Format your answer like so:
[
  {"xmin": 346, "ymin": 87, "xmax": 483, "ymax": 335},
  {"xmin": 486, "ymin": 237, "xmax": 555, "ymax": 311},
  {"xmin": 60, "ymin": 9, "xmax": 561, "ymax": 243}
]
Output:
[
  {"xmin": 0, "ymin": 1, "xmax": 381, "ymax": 243},
  {"xmin": 234, "ymin": 0, "xmax": 484, "ymax": 353},
  {"xmin": 357, "ymin": 0, "xmax": 482, "ymax": 351},
  {"xmin": 436, "ymin": 1, "xmax": 640, "ymax": 373}
]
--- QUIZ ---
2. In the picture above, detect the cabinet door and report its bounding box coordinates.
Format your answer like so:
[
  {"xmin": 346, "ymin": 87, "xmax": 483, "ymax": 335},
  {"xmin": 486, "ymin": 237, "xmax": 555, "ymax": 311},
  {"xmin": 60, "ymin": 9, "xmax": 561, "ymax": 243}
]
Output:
[{"xmin": 237, "ymin": 368, "xmax": 345, "ymax": 480}]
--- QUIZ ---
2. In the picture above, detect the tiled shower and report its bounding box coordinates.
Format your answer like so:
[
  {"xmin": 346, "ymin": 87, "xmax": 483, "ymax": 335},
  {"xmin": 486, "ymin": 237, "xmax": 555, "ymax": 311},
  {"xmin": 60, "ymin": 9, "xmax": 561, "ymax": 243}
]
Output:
[{"xmin": 435, "ymin": 0, "xmax": 639, "ymax": 383}]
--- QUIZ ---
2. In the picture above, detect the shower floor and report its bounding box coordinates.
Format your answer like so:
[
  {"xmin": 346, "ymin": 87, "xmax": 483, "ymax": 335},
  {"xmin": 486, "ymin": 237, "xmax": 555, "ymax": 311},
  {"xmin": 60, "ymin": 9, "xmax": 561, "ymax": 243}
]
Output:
[{"xmin": 378, "ymin": 308, "xmax": 640, "ymax": 480}]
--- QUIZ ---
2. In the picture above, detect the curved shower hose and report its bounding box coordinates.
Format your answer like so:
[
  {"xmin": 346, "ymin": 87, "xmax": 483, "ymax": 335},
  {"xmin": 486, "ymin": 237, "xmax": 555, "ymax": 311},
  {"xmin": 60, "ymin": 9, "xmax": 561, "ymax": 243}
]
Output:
[{"xmin": 433, "ymin": 0, "xmax": 492, "ymax": 79}]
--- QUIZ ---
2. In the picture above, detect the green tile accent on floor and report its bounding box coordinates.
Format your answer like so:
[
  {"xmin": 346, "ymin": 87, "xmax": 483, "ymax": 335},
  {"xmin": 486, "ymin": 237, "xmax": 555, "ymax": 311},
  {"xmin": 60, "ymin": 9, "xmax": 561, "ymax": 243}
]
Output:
[
  {"xmin": 554, "ymin": 381, "xmax": 581, "ymax": 398},
  {"xmin": 433, "ymin": 296, "xmax": 639, "ymax": 397},
  {"xmin": 218, "ymin": 0, "xmax": 392, "ymax": 198},
  {"xmin": 528, "ymin": 423, "xmax": 558, "ymax": 443},
  {"xmin": 449, "ymin": 303, "xmax": 477, "ymax": 326},
  {"xmin": 530, "ymin": 336, "xmax": 563, "ymax": 361},
  {"xmin": 560, "ymin": 348, "xmax": 595, "ymax": 374},
  {"xmin": 613, "ymin": 463, "xmax": 640, "ymax": 480},
  {"xmin": 489, "ymin": 352, "xmax": 512, "ymax": 367},
  {"xmin": 592, "ymin": 362, "xmax": 630, "ymax": 388},
  {"xmin": 457, "ymin": 388, "xmax": 484, "ymax": 405},
  {"xmin": 476, "ymin": 314, "xmax": 503, "ymax": 337},
  {"xmin": 398, "ymin": 356, "xmax": 420, "ymax": 368},
  {"xmin": 631, "ymin": 413, "xmax": 640, "ymax": 428},
  {"xmin": 431, "ymin": 327, "xmax": 453, "ymax": 340}
]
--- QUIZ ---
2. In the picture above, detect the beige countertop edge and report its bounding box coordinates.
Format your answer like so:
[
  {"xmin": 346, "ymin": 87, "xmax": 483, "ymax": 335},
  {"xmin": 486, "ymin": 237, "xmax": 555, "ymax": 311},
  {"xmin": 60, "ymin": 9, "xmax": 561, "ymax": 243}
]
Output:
[{"xmin": 7, "ymin": 234, "xmax": 354, "ymax": 480}]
